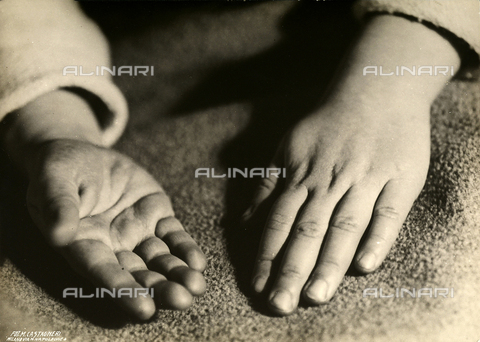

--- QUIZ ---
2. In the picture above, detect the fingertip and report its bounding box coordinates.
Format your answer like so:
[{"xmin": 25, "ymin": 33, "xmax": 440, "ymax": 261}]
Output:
[
  {"xmin": 355, "ymin": 251, "xmax": 378, "ymax": 273},
  {"xmin": 156, "ymin": 282, "xmax": 193, "ymax": 310},
  {"xmin": 130, "ymin": 297, "xmax": 156, "ymax": 321},
  {"xmin": 183, "ymin": 247, "xmax": 207, "ymax": 273},
  {"xmin": 190, "ymin": 256, "xmax": 207, "ymax": 274},
  {"xmin": 303, "ymin": 279, "xmax": 330, "ymax": 305},
  {"xmin": 110, "ymin": 284, "xmax": 156, "ymax": 321},
  {"xmin": 169, "ymin": 267, "xmax": 206, "ymax": 296},
  {"xmin": 241, "ymin": 205, "xmax": 255, "ymax": 223},
  {"xmin": 251, "ymin": 260, "xmax": 272, "ymax": 294},
  {"xmin": 268, "ymin": 290, "xmax": 295, "ymax": 316},
  {"xmin": 251, "ymin": 275, "xmax": 267, "ymax": 294}
]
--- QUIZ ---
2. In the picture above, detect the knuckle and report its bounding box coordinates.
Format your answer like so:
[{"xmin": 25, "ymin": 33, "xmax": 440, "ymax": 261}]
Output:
[
  {"xmin": 279, "ymin": 265, "xmax": 304, "ymax": 280},
  {"xmin": 374, "ymin": 206, "xmax": 401, "ymax": 220},
  {"xmin": 330, "ymin": 215, "xmax": 362, "ymax": 234},
  {"xmin": 294, "ymin": 221, "xmax": 324, "ymax": 239},
  {"xmin": 369, "ymin": 232, "xmax": 391, "ymax": 244},
  {"xmin": 318, "ymin": 257, "xmax": 342, "ymax": 272},
  {"xmin": 267, "ymin": 212, "xmax": 293, "ymax": 232},
  {"xmin": 256, "ymin": 256, "xmax": 274, "ymax": 264},
  {"xmin": 258, "ymin": 177, "xmax": 276, "ymax": 192}
]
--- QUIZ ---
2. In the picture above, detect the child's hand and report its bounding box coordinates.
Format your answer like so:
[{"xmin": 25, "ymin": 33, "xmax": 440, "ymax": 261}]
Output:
[
  {"xmin": 1, "ymin": 90, "xmax": 207, "ymax": 320},
  {"xmin": 26, "ymin": 139, "xmax": 207, "ymax": 320},
  {"xmin": 244, "ymin": 14, "xmax": 461, "ymax": 315},
  {"xmin": 248, "ymin": 99, "xmax": 429, "ymax": 315}
]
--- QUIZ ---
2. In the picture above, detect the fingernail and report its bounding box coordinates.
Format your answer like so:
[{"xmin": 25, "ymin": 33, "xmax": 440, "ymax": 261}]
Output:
[
  {"xmin": 251, "ymin": 276, "xmax": 266, "ymax": 293},
  {"xmin": 269, "ymin": 290, "xmax": 293, "ymax": 313},
  {"xmin": 358, "ymin": 252, "xmax": 376, "ymax": 270},
  {"xmin": 241, "ymin": 205, "xmax": 255, "ymax": 221},
  {"xmin": 305, "ymin": 279, "xmax": 328, "ymax": 303}
]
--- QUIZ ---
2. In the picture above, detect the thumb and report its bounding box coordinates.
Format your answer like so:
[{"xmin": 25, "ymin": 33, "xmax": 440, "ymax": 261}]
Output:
[{"xmin": 27, "ymin": 177, "xmax": 80, "ymax": 248}]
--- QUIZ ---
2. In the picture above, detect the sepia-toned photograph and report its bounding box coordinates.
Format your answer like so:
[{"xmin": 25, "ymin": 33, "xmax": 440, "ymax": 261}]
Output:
[{"xmin": 0, "ymin": 0, "xmax": 479, "ymax": 341}]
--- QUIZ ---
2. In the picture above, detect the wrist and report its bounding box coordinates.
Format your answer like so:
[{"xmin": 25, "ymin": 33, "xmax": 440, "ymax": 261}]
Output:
[
  {"xmin": 1, "ymin": 89, "xmax": 103, "ymax": 171},
  {"xmin": 325, "ymin": 15, "xmax": 461, "ymax": 111}
]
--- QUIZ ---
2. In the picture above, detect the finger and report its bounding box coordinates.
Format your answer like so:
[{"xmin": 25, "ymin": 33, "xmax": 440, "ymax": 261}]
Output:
[
  {"xmin": 266, "ymin": 193, "xmax": 335, "ymax": 315},
  {"xmin": 242, "ymin": 163, "xmax": 282, "ymax": 222},
  {"xmin": 354, "ymin": 179, "xmax": 420, "ymax": 273},
  {"xmin": 251, "ymin": 184, "xmax": 308, "ymax": 295},
  {"xmin": 133, "ymin": 192, "xmax": 175, "ymax": 224},
  {"xmin": 303, "ymin": 185, "xmax": 380, "ymax": 304},
  {"xmin": 155, "ymin": 217, "xmax": 207, "ymax": 272},
  {"xmin": 27, "ymin": 176, "xmax": 80, "ymax": 248},
  {"xmin": 135, "ymin": 237, "xmax": 206, "ymax": 296},
  {"xmin": 63, "ymin": 240, "xmax": 156, "ymax": 320},
  {"xmin": 116, "ymin": 251, "xmax": 193, "ymax": 310}
]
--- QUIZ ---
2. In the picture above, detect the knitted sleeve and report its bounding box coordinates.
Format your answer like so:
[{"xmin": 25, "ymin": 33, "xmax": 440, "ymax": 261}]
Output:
[
  {"xmin": 353, "ymin": 0, "xmax": 480, "ymax": 57},
  {"xmin": 0, "ymin": 0, "xmax": 128, "ymax": 147}
]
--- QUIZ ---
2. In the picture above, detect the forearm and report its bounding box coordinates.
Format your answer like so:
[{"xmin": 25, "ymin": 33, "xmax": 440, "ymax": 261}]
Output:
[
  {"xmin": 1, "ymin": 90, "xmax": 103, "ymax": 172},
  {"xmin": 327, "ymin": 15, "xmax": 461, "ymax": 111}
]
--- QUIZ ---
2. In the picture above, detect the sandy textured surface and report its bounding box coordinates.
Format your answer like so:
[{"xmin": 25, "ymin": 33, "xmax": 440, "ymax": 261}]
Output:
[{"xmin": 1, "ymin": 2, "xmax": 479, "ymax": 341}]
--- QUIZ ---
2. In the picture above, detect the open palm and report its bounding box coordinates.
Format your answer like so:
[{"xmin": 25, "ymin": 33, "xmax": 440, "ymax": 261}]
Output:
[{"xmin": 26, "ymin": 139, "xmax": 207, "ymax": 320}]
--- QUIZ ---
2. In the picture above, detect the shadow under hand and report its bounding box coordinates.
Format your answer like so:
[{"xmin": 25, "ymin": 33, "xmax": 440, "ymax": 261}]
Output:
[{"xmin": 170, "ymin": 1, "xmax": 358, "ymax": 313}]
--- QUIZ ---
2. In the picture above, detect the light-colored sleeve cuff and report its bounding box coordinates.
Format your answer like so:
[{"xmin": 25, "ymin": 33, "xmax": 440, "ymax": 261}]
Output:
[
  {"xmin": 353, "ymin": 0, "xmax": 480, "ymax": 58},
  {"xmin": 0, "ymin": 75, "xmax": 128, "ymax": 148},
  {"xmin": 0, "ymin": 0, "xmax": 128, "ymax": 147}
]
